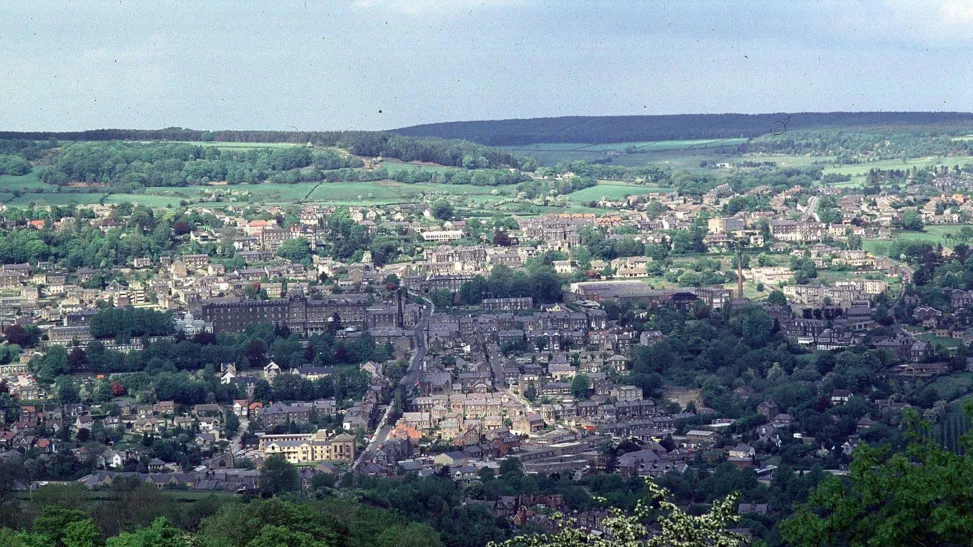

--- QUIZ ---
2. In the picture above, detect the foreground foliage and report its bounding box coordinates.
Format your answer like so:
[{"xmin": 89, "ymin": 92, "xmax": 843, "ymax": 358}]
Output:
[
  {"xmin": 491, "ymin": 480, "xmax": 746, "ymax": 547},
  {"xmin": 782, "ymin": 408, "xmax": 973, "ymax": 547}
]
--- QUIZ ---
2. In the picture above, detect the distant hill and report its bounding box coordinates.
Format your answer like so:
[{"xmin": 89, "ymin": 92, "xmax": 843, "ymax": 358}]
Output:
[{"xmin": 393, "ymin": 112, "xmax": 973, "ymax": 145}]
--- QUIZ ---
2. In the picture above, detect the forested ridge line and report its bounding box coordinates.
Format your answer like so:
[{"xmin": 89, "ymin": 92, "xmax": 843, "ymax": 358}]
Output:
[
  {"xmin": 393, "ymin": 111, "xmax": 973, "ymax": 145},
  {"xmin": 0, "ymin": 129, "xmax": 530, "ymax": 170}
]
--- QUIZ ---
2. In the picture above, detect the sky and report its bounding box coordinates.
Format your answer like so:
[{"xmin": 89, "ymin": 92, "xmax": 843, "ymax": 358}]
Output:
[{"xmin": 2, "ymin": 0, "xmax": 973, "ymax": 132}]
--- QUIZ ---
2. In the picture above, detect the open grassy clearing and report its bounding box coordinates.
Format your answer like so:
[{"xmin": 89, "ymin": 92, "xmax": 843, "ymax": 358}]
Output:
[
  {"xmin": 544, "ymin": 138, "xmax": 749, "ymax": 153},
  {"xmin": 5, "ymin": 192, "xmax": 105, "ymax": 207},
  {"xmin": 501, "ymin": 139, "xmax": 749, "ymax": 167},
  {"xmin": 741, "ymin": 154, "xmax": 834, "ymax": 167},
  {"xmin": 823, "ymin": 156, "xmax": 968, "ymax": 177},
  {"xmin": 0, "ymin": 171, "xmax": 57, "ymax": 192},
  {"xmin": 0, "ymin": 180, "xmax": 518, "ymax": 208},
  {"xmin": 377, "ymin": 160, "xmax": 456, "ymax": 174},
  {"xmin": 307, "ymin": 180, "xmax": 509, "ymax": 203},
  {"xmin": 104, "ymin": 194, "xmax": 187, "ymax": 208},
  {"xmin": 567, "ymin": 181, "xmax": 669, "ymax": 203},
  {"xmin": 914, "ymin": 332, "xmax": 964, "ymax": 349},
  {"xmin": 863, "ymin": 225, "xmax": 973, "ymax": 255}
]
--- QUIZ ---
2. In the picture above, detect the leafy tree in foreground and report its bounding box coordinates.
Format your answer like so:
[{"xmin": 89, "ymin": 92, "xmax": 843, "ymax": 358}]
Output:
[
  {"xmin": 106, "ymin": 517, "xmax": 193, "ymax": 547},
  {"xmin": 489, "ymin": 480, "xmax": 746, "ymax": 547},
  {"xmin": 32, "ymin": 505, "xmax": 92, "ymax": 544},
  {"xmin": 781, "ymin": 408, "xmax": 973, "ymax": 547},
  {"xmin": 246, "ymin": 525, "xmax": 328, "ymax": 547}
]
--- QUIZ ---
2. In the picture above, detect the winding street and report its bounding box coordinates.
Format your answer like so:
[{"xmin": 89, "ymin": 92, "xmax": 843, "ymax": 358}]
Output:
[{"xmin": 352, "ymin": 291, "xmax": 432, "ymax": 471}]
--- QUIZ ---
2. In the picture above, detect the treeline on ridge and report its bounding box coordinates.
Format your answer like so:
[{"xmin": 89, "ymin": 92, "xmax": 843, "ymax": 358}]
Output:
[
  {"xmin": 393, "ymin": 111, "xmax": 973, "ymax": 145},
  {"xmin": 0, "ymin": 129, "xmax": 531, "ymax": 170}
]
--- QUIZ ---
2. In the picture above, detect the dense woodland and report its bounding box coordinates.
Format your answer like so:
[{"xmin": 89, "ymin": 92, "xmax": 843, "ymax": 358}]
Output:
[
  {"xmin": 393, "ymin": 112, "xmax": 973, "ymax": 145},
  {"xmin": 744, "ymin": 129, "xmax": 973, "ymax": 158}
]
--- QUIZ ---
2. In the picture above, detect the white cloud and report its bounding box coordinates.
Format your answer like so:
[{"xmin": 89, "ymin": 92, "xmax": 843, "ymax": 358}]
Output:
[{"xmin": 834, "ymin": 0, "xmax": 973, "ymax": 43}]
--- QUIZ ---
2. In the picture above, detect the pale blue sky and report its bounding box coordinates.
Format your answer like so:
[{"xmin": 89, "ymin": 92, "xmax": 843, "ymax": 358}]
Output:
[{"xmin": 2, "ymin": 0, "xmax": 973, "ymax": 131}]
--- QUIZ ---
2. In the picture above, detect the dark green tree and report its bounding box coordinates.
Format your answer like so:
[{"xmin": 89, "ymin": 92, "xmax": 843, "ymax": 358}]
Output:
[{"xmin": 259, "ymin": 455, "xmax": 300, "ymax": 496}]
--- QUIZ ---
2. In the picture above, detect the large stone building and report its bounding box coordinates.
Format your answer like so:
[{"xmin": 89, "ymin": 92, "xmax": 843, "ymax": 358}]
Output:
[
  {"xmin": 200, "ymin": 293, "xmax": 368, "ymax": 334},
  {"xmin": 259, "ymin": 430, "xmax": 357, "ymax": 464}
]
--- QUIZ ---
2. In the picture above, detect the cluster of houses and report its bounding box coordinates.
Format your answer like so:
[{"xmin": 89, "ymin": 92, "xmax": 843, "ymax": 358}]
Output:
[{"xmin": 0, "ymin": 170, "xmax": 970, "ymax": 535}]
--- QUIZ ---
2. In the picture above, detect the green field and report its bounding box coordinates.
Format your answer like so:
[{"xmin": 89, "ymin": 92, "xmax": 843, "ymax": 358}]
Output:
[
  {"xmin": 567, "ymin": 181, "xmax": 669, "ymax": 203},
  {"xmin": 104, "ymin": 194, "xmax": 187, "ymax": 207},
  {"xmin": 0, "ymin": 179, "xmax": 521, "ymax": 209},
  {"xmin": 741, "ymin": 154, "xmax": 833, "ymax": 167},
  {"xmin": 5, "ymin": 192, "xmax": 105, "ymax": 207},
  {"xmin": 501, "ymin": 138, "xmax": 749, "ymax": 167},
  {"xmin": 306, "ymin": 180, "xmax": 509, "ymax": 203},
  {"xmin": 0, "ymin": 171, "xmax": 58, "ymax": 192},
  {"xmin": 863, "ymin": 225, "xmax": 973, "ymax": 255},
  {"xmin": 821, "ymin": 156, "xmax": 972, "ymax": 187},
  {"xmin": 915, "ymin": 332, "xmax": 963, "ymax": 349}
]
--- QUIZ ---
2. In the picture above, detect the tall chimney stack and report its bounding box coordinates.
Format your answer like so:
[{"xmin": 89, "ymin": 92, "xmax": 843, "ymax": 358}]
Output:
[{"xmin": 737, "ymin": 246, "xmax": 744, "ymax": 300}]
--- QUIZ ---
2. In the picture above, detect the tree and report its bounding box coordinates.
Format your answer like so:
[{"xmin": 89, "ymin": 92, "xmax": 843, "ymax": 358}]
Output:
[
  {"xmin": 429, "ymin": 289, "xmax": 453, "ymax": 309},
  {"xmin": 959, "ymin": 226, "xmax": 973, "ymax": 243},
  {"xmin": 782, "ymin": 409, "xmax": 973, "ymax": 547},
  {"xmin": 259, "ymin": 455, "xmax": 300, "ymax": 496},
  {"xmin": 489, "ymin": 480, "xmax": 745, "ymax": 547},
  {"xmin": 33, "ymin": 506, "xmax": 99, "ymax": 546},
  {"xmin": 276, "ymin": 237, "xmax": 313, "ymax": 263},
  {"xmin": 247, "ymin": 526, "xmax": 328, "ymax": 547},
  {"xmin": 499, "ymin": 457, "xmax": 523, "ymax": 476},
  {"xmin": 68, "ymin": 347, "xmax": 87, "ymax": 372},
  {"xmin": 3, "ymin": 324, "xmax": 30, "ymax": 346},
  {"xmin": 106, "ymin": 517, "xmax": 193, "ymax": 547},
  {"xmin": 225, "ymin": 412, "xmax": 240, "ymax": 437},
  {"xmin": 63, "ymin": 519, "xmax": 101, "ymax": 547},
  {"xmin": 900, "ymin": 210, "xmax": 924, "ymax": 231},
  {"xmin": 377, "ymin": 523, "xmax": 443, "ymax": 547},
  {"xmin": 197, "ymin": 499, "xmax": 340, "ymax": 547},
  {"xmin": 245, "ymin": 339, "xmax": 268, "ymax": 369},
  {"xmin": 524, "ymin": 382, "xmax": 537, "ymax": 402},
  {"xmin": 492, "ymin": 231, "xmax": 512, "ymax": 246},
  {"xmin": 431, "ymin": 200, "xmax": 454, "ymax": 221},
  {"xmin": 571, "ymin": 374, "xmax": 591, "ymax": 400},
  {"xmin": 54, "ymin": 377, "xmax": 80, "ymax": 405},
  {"xmin": 766, "ymin": 290, "xmax": 788, "ymax": 306}
]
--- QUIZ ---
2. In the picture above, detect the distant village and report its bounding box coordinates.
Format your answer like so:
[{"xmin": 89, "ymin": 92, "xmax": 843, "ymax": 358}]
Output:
[{"xmin": 1, "ymin": 175, "xmax": 971, "ymax": 531}]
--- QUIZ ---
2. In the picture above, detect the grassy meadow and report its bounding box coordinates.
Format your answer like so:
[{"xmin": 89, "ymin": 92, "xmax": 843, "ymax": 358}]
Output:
[{"xmin": 863, "ymin": 225, "xmax": 973, "ymax": 256}]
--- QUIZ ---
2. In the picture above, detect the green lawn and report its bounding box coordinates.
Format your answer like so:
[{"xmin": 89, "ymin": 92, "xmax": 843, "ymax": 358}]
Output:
[
  {"xmin": 104, "ymin": 194, "xmax": 187, "ymax": 207},
  {"xmin": 501, "ymin": 138, "xmax": 749, "ymax": 167},
  {"xmin": 5, "ymin": 192, "xmax": 105, "ymax": 206},
  {"xmin": 0, "ymin": 171, "xmax": 57, "ymax": 192},
  {"xmin": 824, "ymin": 156, "xmax": 970, "ymax": 177},
  {"xmin": 306, "ymin": 180, "xmax": 508, "ymax": 203},
  {"xmin": 916, "ymin": 333, "xmax": 963, "ymax": 349},
  {"xmin": 567, "ymin": 181, "xmax": 669, "ymax": 203},
  {"xmin": 217, "ymin": 182, "xmax": 320, "ymax": 203},
  {"xmin": 864, "ymin": 225, "xmax": 973, "ymax": 256}
]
